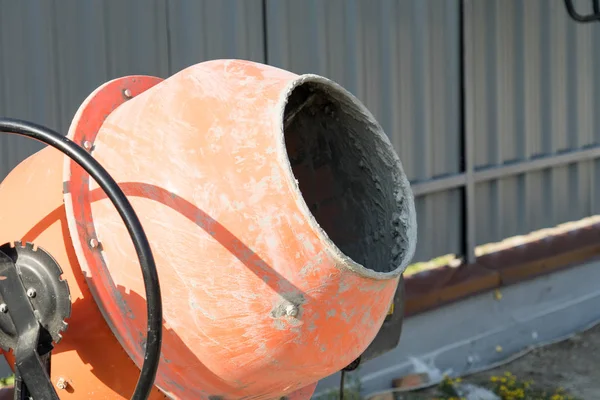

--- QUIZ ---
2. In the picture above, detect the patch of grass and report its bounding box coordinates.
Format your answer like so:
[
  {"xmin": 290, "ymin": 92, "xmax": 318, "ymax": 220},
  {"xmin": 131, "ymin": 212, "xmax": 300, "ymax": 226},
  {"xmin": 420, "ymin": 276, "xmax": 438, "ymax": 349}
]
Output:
[
  {"xmin": 0, "ymin": 374, "xmax": 13, "ymax": 387},
  {"xmin": 403, "ymin": 214, "xmax": 600, "ymax": 277},
  {"xmin": 404, "ymin": 254, "xmax": 457, "ymax": 276},
  {"xmin": 426, "ymin": 373, "xmax": 582, "ymax": 400}
]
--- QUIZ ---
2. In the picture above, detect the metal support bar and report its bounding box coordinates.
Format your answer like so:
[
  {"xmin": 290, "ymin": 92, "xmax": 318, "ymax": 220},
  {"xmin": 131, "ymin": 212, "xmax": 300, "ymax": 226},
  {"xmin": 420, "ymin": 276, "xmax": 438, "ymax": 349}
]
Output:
[
  {"xmin": 411, "ymin": 145, "xmax": 600, "ymax": 197},
  {"xmin": 473, "ymin": 146, "xmax": 600, "ymax": 183},
  {"xmin": 411, "ymin": 174, "xmax": 467, "ymax": 197}
]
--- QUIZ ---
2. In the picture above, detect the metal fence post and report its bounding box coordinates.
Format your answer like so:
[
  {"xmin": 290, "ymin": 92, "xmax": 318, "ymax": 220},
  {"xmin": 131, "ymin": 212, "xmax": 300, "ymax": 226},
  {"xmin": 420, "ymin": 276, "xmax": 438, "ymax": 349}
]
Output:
[{"xmin": 461, "ymin": 0, "xmax": 477, "ymax": 264}]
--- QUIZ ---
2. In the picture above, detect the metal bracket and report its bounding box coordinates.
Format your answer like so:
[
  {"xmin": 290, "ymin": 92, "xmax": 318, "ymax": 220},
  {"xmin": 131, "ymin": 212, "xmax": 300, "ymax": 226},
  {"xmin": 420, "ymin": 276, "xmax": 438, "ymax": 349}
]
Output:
[
  {"xmin": 359, "ymin": 276, "xmax": 405, "ymax": 362},
  {"xmin": 0, "ymin": 250, "xmax": 59, "ymax": 400},
  {"xmin": 564, "ymin": 0, "xmax": 600, "ymax": 23}
]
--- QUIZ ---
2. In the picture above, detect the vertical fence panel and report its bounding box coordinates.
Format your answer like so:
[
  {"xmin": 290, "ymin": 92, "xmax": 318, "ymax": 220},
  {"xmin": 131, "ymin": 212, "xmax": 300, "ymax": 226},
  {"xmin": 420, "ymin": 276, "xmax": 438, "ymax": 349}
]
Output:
[
  {"xmin": 265, "ymin": 0, "xmax": 463, "ymax": 262},
  {"xmin": 466, "ymin": 0, "xmax": 600, "ymax": 248},
  {"xmin": 0, "ymin": 0, "xmax": 171, "ymax": 181},
  {"xmin": 0, "ymin": 0, "xmax": 65, "ymax": 176},
  {"xmin": 166, "ymin": 0, "xmax": 265, "ymax": 73}
]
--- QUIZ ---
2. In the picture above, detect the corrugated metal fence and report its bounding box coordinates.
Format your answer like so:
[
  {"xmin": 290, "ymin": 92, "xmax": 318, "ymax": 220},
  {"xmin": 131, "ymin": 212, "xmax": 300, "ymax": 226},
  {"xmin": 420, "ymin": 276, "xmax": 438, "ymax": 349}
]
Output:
[{"xmin": 1, "ymin": 0, "xmax": 599, "ymax": 264}]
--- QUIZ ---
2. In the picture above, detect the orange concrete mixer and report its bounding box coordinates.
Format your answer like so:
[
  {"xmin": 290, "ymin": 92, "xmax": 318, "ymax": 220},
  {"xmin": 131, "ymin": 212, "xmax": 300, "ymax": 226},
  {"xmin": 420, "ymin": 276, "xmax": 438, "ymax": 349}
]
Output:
[{"xmin": 0, "ymin": 59, "xmax": 416, "ymax": 399}]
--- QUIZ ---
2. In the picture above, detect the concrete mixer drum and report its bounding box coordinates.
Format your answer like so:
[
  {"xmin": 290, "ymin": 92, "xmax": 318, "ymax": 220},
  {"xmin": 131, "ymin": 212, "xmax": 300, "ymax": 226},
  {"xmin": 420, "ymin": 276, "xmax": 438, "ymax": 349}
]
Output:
[{"xmin": 0, "ymin": 59, "xmax": 417, "ymax": 400}]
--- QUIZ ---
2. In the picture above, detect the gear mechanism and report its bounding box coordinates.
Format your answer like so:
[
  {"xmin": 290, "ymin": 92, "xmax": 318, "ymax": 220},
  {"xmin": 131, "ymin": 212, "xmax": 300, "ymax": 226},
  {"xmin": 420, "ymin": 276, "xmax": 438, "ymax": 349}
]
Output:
[{"xmin": 0, "ymin": 241, "xmax": 71, "ymax": 352}]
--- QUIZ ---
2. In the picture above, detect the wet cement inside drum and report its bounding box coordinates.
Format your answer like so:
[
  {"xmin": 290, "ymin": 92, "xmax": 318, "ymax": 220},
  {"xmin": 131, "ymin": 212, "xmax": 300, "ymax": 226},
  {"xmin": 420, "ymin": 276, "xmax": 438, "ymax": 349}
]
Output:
[{"xmin": 283, "ymin": 81, "xmax": 410, "ymax": 273}]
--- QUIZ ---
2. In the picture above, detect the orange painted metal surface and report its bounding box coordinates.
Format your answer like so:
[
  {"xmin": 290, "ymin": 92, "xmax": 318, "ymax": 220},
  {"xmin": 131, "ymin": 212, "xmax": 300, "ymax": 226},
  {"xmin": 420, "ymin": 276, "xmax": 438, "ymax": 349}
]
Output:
[
  {"xmin": 0, "ymin": 149, "xmax": 317, "ymax": 399},
  {"xmin": 0, "ymin": 148, "xmax": 168, "ymax": 399},
  {"xmin": 0, "ymin": 60, "xmax": 416, "ymax": 399}
]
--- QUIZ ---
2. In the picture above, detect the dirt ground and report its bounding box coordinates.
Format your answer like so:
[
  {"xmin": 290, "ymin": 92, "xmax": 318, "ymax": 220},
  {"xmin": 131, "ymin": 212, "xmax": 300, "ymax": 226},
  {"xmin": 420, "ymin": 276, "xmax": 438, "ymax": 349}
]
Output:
[
  {"xmin": 473, "ymin": 323, "xmax": 600, "ymax": 399},
  {"xmin": 407, "ymin": 323, "xmax": 600, "ymax": 399},
  {"xmin": 420, "ymin": 325, "xmax": 600, "ymax": 400}
]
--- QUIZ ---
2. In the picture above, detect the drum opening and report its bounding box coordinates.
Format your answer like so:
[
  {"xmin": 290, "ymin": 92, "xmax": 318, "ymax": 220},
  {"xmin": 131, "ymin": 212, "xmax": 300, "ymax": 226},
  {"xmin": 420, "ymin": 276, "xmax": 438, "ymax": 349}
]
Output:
[{"xmin": 282, "ymin": 79, "xmax": 415, "ymax": 274}]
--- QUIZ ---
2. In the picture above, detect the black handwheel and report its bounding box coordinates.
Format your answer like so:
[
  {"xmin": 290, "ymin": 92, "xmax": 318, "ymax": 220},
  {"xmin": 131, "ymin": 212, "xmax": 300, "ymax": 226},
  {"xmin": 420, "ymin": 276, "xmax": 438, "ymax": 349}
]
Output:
[{"xmin": 0, "ymin": 118, "xmax": 162, "ymax": 400}]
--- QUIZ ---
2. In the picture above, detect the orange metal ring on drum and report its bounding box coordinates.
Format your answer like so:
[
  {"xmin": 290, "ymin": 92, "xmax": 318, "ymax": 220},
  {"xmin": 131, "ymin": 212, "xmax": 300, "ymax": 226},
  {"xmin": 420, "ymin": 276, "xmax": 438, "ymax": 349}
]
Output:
[{"xmin": 63, "ymin": 75, "xmax": 165, "ymax": 374}]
